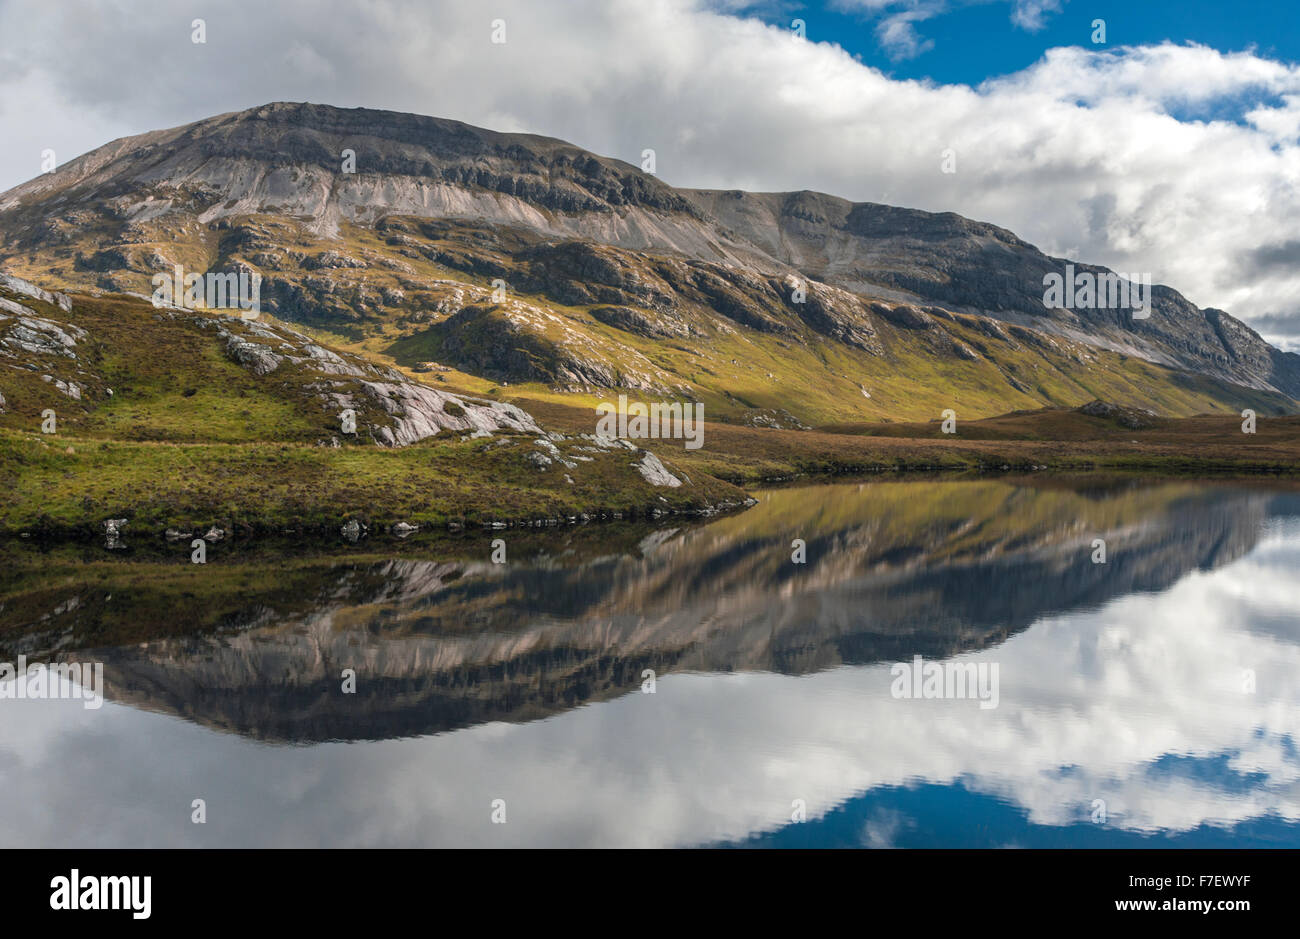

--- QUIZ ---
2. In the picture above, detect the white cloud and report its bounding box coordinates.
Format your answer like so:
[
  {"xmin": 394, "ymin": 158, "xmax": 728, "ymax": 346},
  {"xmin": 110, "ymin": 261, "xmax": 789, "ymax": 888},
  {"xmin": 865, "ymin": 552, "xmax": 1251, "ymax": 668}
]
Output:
[
  {"xmin": 0, "ymin": 0, "xmax": 1298, "ymax": 342},
  {"xmin": 832, "ymin": 0, "xmax": 1068, "ymax": 46},
  {"xmin": 1010, "ymin": 0, "xmax": 1063, "ymax": 32},
  {"xmin": 875, "ymin": 7, "xmax": 938, "ymax": 61}
]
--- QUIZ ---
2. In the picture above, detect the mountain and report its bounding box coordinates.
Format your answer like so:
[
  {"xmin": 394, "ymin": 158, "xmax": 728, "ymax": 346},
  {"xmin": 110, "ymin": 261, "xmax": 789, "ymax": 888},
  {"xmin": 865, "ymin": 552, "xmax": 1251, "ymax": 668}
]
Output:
[{"xmin": 0, "ymin": 100, "xmax": 1295, "ymax": 426}]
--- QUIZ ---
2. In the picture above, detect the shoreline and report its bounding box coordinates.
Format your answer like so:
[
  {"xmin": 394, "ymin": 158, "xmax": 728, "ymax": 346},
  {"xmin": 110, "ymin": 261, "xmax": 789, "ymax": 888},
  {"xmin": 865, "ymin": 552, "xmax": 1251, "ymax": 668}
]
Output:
[{"xmin": 7, "ymin": 465, "xmax": 1300, "ymax": 545}]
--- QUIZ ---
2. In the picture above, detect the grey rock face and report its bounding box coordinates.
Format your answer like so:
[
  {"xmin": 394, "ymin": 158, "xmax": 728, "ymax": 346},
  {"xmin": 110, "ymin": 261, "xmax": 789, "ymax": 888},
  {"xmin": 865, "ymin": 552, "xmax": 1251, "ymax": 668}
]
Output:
[
  {"xmin": 41, "ymin": 374, "xmax": 82, "ymax": 399},
  {"xmin": 589, "ymin": 305, "xmax": 691, "ymax": 339},
  {"xmin": 352, "ymin": 379, "xmax": 538, "ymax": 446},
  {"xmin": 1077, "ymin": 399, "xmax": 1159, "ymax": 429},
  {"xmin": 870, "ymin": 301, "xmax": 932, "ymax": 330},
  {"xmin": 693, "ymin": 190, "xmax": 1300, "ymax": 397},
  {"xmin": 1, "ymin": 312, "xmax": 85, "ymax": 358},
  {"xmin": 634, "ymin": 451, "xmax": 683, "ymax": 487},
  {"xmin": 210, "ymin": 312, "xmax": 543, "ymax": 445},
  {"xmin": 0, "ymin": 282, "xmax": 96, "ymax": 402},
  {"xmin": 222, "ymin": 332, "xmax": 284, "ymax": 375},
  {"xmin": 785, "ymin": 279, "xmax": 882, "ymax": 353},
  {"xmin": 0, "ymin": 273, "xmax": 73, "ymax": 312}
]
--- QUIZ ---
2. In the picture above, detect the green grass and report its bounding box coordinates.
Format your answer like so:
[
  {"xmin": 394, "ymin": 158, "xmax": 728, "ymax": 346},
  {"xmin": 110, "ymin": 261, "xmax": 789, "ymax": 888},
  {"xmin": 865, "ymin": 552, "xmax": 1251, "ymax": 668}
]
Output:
[
  {"xmin": 4, "ymin": 254, "xmax": 1298, "ymax": 540},
  {"xmin": 0, "ymin": 428, "xmax": 743, "ymax": 534}
]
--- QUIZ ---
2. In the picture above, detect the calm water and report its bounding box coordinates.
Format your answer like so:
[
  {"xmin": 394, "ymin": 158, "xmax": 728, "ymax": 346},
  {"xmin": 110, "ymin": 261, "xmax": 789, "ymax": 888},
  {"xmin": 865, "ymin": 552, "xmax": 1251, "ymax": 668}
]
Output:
[{"xmin": 2, "ymin": 478, "xmax": 1299, "ymax": 848}]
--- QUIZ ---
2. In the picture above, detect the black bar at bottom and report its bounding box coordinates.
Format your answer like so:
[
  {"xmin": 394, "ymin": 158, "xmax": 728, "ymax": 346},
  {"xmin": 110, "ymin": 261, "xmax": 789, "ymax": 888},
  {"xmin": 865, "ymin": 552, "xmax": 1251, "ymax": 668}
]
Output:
[{"xmin": 5, "ymin": 848, "xmax": 1291, "ymax": 924}]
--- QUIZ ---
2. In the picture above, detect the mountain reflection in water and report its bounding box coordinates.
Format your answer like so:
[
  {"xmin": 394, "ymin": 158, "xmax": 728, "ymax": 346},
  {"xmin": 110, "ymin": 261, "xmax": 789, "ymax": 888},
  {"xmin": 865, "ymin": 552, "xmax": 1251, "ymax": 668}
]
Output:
[{"xmin": 2, "ymin": 478, "xmax": 1298, "ymax": 847}]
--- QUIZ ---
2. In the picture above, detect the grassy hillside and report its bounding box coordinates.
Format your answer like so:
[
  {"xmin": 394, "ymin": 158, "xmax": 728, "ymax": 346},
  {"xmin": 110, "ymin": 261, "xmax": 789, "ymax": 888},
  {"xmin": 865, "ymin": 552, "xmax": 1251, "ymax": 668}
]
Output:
[
  {"xmin": 4, "ymin": 215, "xmax": 1293, "ymax": 430},
  {"xmin": 2, "ymin": 271, "xmax": 1297, "ymax": 541},
  {"xmin": 0, "ymin": 285, "xmax": 745, "ymax": 535}
]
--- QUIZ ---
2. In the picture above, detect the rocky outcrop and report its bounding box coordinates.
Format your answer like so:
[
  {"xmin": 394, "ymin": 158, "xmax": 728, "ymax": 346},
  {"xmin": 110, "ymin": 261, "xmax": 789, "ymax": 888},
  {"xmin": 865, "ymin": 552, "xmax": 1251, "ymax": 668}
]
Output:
[
  {"xmin": 418, "ymin": 303, "xmax": 670, "ymax": 391},
  {"xmin": 0, "ymin": 273, "xmax": 73, "ymax": 312},
  {"xmin": 0, "ymin": 274, "xmax": 84, "ymax": 360},
  {"xmin": 0, "ymin": 310, "xmax": 85, "ymax": 358},
  {"xmin": 869, "ymin": 301, "xmax": 932, "ymax": 330},
  {"xmin": 0, "ymin": 276, "xmax": 100, "ymax": 404},
  {"xmin": 589, "ymin": 305, "xmax": 690, "ymax": 339},
  {"xmin": 633, "ymin": 451, "xmax": 683, "ymax": 487},
  {"xmin": 329, "ymin": 379, "xmax": 537, "ymax": 446},
  {"xmin": 1076, "ymin": 399, "xmax": 1159, "ymax": 430},
  {"xmin": 209, "ymin": 312, "xmax": 543, "ymax": 444},
  {"xmin": 780, "ymin": 279, "xmax": 882, "ymax": 353}
]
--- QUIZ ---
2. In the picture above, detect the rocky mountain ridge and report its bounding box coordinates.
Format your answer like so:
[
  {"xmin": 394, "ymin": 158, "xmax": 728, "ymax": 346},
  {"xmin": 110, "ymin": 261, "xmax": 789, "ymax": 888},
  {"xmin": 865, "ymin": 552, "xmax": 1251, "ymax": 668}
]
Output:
[{"xmin": 0, "ymin": 101, "xmax": 1295, "ymax": 414}]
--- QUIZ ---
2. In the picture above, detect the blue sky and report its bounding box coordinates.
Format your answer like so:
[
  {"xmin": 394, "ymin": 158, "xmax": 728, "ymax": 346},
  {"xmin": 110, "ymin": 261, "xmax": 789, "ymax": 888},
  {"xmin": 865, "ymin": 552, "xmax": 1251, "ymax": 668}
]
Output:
[
  {"xmin": 724, "ymin": 774, "xmax": 1300, "ymax": 848},
  {"xmin": 754, "ymin": 0, "xmax": 1298, "ymax": 87}
]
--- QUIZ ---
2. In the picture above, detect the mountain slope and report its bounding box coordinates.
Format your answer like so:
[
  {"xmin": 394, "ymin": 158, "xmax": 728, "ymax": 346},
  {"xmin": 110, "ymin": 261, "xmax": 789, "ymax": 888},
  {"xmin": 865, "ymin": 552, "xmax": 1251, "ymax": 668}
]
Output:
[
  {"xmin": 688, "ymin": 188, "xmax": 1300, "ymax": 397},
  {"xmin": 0, "ymin": 274, "xmax": 744, "ymax": 534},
  {"xmin": 0, "ymin": 100, "xmax": 1294, "ymax": 422}
]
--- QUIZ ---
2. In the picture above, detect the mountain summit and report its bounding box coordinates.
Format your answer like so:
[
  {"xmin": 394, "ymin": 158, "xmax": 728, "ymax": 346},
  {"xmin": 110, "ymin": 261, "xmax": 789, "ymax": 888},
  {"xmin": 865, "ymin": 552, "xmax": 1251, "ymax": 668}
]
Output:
[{"xmin": 1, "ymin": 101, "xmax": 1295, "ymax": 419}]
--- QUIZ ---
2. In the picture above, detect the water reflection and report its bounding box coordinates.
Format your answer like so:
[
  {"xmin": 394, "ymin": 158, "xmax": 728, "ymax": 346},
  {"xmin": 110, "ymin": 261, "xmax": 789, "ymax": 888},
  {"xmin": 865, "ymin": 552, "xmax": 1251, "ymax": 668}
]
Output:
[{"xmin": 1, "ymin": 478, "xmax": 1297, "ymax": 846}]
